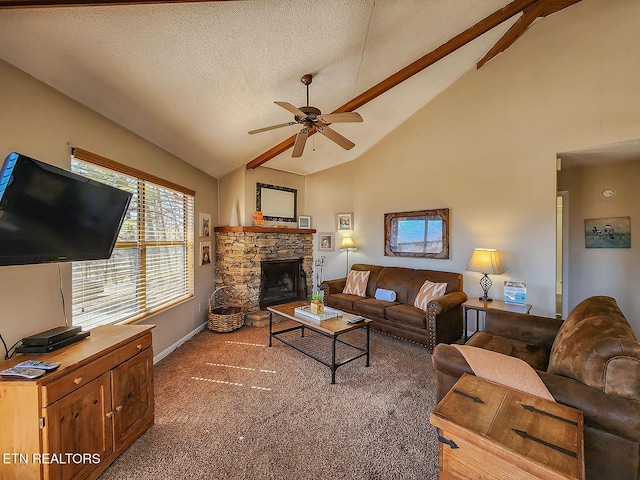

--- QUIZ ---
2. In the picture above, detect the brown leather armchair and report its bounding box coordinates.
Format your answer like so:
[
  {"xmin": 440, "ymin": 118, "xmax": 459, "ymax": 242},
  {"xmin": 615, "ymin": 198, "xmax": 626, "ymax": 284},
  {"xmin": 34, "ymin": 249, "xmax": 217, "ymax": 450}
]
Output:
[{"xmin": 432, "ymin": 296, "xmax": 640, "ymax": 480}]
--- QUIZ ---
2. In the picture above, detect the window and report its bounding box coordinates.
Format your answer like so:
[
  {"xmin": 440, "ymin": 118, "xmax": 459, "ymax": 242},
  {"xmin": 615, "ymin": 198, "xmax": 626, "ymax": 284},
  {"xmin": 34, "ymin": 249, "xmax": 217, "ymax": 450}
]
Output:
[
  {"xmin": 70, "ymin": 148, "xmax": 194, "ymax": 329},
  {"xmin": 384, "ymin": 209, "xmax": 449, "ymax": 258}
]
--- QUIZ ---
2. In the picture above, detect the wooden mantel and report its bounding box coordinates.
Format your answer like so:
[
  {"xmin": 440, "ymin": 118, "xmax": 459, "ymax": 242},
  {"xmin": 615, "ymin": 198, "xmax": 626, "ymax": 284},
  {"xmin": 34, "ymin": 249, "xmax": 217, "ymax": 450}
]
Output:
[{"xmin": 214, "ymin": 226, "xmax": 316, "ymax": 234}]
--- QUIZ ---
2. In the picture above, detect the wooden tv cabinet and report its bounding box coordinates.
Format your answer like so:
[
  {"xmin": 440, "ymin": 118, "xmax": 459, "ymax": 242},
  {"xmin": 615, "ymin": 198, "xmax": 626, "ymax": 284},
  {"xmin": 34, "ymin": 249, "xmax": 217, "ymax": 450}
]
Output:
[{"xmin": 0, "ymin": 324, "xmax": 155, "ymax": 480}]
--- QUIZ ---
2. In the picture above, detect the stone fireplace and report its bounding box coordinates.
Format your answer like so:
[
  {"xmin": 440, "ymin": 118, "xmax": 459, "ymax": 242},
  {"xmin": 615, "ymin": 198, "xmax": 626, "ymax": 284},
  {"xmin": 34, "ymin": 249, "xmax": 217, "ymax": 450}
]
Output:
[{"xmin": 214, "ymin": 227, "xmax": 314, "ymax": 314}]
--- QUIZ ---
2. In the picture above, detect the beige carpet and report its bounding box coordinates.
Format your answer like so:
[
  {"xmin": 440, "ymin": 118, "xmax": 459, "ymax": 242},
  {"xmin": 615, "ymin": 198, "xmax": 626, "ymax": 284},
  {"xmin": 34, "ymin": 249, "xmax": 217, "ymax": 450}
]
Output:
[{"xmin": 99, "ymin": 321, "xmax": 440, "ymax": 479}]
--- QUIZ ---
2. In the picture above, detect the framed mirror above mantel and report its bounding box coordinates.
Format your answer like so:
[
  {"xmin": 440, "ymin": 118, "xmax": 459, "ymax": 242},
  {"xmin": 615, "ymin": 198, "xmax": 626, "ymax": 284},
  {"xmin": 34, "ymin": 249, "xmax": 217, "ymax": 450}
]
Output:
[{"xmin": 256, "ymin": 182, "xmax": 297, "ymax": 222}]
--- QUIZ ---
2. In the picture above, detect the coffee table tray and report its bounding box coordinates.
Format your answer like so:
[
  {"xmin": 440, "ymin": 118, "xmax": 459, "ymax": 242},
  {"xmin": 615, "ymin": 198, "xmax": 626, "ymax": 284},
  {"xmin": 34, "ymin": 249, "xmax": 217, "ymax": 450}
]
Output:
[{"xmin": 294, "ymin": 305, "xmax": 343, "ymax": 321}]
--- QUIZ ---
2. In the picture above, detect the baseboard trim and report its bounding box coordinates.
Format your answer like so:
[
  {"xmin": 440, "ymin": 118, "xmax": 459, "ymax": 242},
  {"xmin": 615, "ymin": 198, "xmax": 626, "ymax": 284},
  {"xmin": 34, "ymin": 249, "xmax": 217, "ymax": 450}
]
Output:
[{"xmin": 153, "ymin": 322, "xmax": 207, "ymax": 364}]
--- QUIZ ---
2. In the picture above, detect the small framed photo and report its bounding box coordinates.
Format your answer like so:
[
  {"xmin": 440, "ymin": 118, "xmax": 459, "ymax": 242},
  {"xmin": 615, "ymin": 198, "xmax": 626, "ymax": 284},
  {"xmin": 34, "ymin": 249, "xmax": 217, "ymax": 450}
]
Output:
[
  {"xmin": 199, "ymin": 241, "xmax": 212, "ymax": 266},
  {"xmin": 298, "ymin": 215, "xmax": 311, "ymax": 229},
  {"xmin": 318, "ymin": 233, "xmax": 334, "ymax": 251},
  {"xmin": 199, "ymin": 213, "xmax": 211, "ymax": 238},
  {"xmin": 337, "ymin": 213, "xmax": 353, "ymax": 231}
]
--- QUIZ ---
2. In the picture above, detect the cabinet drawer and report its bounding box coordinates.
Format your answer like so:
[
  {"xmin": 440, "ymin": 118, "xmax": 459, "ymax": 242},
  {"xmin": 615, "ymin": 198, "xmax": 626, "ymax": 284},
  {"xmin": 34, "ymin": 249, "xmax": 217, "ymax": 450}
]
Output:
[{"xmin": 42, "ymin": 333, "xmax": 152, "ymax": 406}]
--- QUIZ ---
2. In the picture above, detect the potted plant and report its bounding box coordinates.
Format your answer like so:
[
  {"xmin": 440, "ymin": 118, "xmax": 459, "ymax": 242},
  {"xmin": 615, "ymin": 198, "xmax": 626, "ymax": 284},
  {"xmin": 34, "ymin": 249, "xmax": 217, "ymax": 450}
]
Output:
[{"xmin": 310, "ymin": 292, "xmax": 324, "ymax": 314}]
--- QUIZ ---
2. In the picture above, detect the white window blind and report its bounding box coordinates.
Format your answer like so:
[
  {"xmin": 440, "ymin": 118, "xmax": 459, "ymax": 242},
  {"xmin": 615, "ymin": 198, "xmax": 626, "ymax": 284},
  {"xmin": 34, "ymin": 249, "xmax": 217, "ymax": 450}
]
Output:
[{"xmin": 70, "ymin": 148, "xmax": 194, "ymax": 329}]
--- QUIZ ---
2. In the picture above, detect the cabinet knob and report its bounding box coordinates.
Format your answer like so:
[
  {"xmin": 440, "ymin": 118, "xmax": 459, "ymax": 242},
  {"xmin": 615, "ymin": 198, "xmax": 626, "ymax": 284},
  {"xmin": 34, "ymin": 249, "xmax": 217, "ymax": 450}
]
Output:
[
  {"xmin": 73, "ymin": 377, "xmax": 83, "ymax": 385},
  {"xmin": 115, "ymin": 404, "xmax": 123, "ymax": 412},
  {"xmin": 106, "ymin": 411, "xmax": 114, "ymax": 418},
  {"xmin": 137, "ymin": 344, "xmax": 143, "ymax": 350}
]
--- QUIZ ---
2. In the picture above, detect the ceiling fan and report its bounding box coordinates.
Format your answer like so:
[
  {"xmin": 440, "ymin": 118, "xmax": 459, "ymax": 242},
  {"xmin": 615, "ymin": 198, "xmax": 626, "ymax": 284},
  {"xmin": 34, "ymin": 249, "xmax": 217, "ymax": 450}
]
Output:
[{"xmin": 248, "ymin": 74, "xmax": 363, "ymax": 158}]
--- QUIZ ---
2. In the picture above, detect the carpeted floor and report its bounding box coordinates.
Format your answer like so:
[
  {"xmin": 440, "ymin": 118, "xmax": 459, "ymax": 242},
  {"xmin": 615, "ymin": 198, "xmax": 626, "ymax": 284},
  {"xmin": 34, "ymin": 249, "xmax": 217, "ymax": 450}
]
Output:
[{"xmin": 99, "ymin": 322, "xmax": 440, "ymax": 479}]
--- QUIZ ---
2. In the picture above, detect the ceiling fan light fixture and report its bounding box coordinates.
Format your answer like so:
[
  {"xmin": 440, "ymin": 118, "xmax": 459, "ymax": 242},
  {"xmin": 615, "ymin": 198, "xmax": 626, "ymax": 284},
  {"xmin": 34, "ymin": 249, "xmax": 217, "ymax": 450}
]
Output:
[{"xmin": 248, "ymin": 74, "xmax": 363, "ymax": 158}]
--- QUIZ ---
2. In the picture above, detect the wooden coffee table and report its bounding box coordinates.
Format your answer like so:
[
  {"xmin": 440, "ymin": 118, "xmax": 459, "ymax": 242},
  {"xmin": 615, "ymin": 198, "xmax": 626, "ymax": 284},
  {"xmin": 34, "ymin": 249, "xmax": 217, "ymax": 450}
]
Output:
[{"xmin": 267, "ymin": 301, "xmax": 372, "ymax": 384}]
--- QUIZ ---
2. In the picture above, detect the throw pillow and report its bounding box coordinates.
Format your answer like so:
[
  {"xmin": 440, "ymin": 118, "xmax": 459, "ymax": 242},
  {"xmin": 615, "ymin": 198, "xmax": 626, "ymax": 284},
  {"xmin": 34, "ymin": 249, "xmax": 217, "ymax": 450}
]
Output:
[
  {"xmin": 343, "ymin": 270, "xmax": 371, "ymax": 297},
  {"xmin": 414, "ymin": 280, "xmax": 447, "ymax": 311},
  {"xmin": 375, "ymin": 288, "xmax": 397, "ymax": 302}
]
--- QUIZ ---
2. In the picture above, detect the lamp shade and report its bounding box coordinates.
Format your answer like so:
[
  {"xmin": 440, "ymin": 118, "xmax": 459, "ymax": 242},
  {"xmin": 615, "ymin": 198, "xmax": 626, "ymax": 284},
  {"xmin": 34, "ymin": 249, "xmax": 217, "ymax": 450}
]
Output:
[
  {"xmin": 340, "ymin": 237, "xmax": 357, "ymax": 250},
  {"xmin": 466, "ymin": 248, "xmax": 504, "ymax": 275}
]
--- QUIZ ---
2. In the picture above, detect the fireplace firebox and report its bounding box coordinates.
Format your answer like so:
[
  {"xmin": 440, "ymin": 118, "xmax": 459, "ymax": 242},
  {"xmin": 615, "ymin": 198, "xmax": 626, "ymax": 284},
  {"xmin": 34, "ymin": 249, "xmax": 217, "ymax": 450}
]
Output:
[{"xmin": 259, "ymin": 259, "xmax": 307, "ymax": 309}]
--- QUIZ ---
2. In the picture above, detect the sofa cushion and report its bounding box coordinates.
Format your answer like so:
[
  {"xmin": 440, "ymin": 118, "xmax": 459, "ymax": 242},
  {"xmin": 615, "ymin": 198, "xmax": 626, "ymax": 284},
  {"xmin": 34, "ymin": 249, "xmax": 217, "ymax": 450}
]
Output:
[
  {"xmin": 385, "ymin": 304, "xmax": 426, "ymax": 329},
  {"xmin": 548, "ymin": 296, "xmax": 640, "ymax": 400},
  {"xmin": 467, "ymin": 332, "xmax": 551, "ymax": 371},
  {"xmin": 353, "ymin": 298, "xmax": 397, "ymax": 320},
  {"xmin": 413, "ymin": 280, "xmax": 447, "ymax": 311},
  {"xmin": 326, "ymin": 293, "xmax": 362, "ymax": 312},
  {"xmin": 375, "ymin": 267, "xmax": 412, "ymax": 303},
  {"xmin": 343, "ymin": 269, "xmax": 370, "ymax": 297}
]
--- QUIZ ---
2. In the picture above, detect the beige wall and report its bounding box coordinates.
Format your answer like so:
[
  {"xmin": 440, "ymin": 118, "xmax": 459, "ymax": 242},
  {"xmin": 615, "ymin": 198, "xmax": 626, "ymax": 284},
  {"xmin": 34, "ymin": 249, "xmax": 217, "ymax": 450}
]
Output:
[
  {"xmin": 0, "ymin": 59, "xmax": 219, "ymax": 357},
  {"xmin": 218, "ymin": 166, "xmax": 306, "ymax": 228},
  {"xmin": 306, "ymin": 0, "xmax": 640, "ymax": 326},
  {"xmin": 558, "ymin": 159, "xmax": 640, "ymax": 333}
]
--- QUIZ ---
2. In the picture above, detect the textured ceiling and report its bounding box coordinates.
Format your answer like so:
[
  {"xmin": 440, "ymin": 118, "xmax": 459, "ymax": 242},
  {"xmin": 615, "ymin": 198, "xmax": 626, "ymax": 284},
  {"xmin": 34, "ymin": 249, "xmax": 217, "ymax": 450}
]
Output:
[{"xmin": 0, "ymin": 1, "xmax": 522, "ymax": 178}]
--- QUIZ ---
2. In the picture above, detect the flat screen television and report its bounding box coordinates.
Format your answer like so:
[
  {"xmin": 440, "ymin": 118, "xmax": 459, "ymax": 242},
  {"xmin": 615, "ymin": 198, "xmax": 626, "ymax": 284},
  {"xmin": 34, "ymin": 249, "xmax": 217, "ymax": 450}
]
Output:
[{"xmin": 0, "ymin": 152, "xmax": 132, "ymax": 266}]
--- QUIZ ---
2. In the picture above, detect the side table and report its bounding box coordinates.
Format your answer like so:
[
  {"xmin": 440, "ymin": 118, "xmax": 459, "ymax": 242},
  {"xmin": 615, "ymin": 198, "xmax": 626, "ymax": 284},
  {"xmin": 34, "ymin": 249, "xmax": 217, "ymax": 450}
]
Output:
[{"xmin": 462, "ymin": 298, "xmax": 531, "ymax": 342}]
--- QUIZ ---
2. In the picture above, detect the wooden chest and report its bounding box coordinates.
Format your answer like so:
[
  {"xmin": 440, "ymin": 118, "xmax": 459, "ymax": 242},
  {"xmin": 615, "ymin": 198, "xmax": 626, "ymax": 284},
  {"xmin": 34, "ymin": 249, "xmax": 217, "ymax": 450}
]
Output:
[{"xmin": 430, "ymin": 374, "xmax": 584, "ymax": 480}]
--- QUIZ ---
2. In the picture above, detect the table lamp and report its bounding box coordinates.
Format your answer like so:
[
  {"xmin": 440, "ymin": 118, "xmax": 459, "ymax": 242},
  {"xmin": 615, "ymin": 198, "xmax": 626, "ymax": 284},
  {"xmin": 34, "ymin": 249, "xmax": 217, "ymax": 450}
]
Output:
[
  {"xmin": 466, "ymin": 248, "xmax": 504, "ymax": 302},
  {"xmin": 340, "ymin": 237, "xmax": 357, "ymax": 275}
]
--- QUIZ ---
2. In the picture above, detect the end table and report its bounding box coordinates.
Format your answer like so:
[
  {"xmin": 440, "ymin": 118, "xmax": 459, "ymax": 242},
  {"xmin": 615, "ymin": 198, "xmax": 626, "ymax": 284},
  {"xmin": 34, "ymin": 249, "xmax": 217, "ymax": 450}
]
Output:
[{"xmin": 463, "ymin": 298, "xmax": 532, "ymax": 341}]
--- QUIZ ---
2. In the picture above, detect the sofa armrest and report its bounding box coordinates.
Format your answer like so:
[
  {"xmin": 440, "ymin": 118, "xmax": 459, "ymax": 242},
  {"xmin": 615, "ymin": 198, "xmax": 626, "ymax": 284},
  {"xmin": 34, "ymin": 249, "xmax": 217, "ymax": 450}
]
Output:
[
  {"xmin": 485, "ymin": 309, "xmax": 563, "ymax": 349},
  {"xmin": 540, "ymin": 371, "xmax": 640, "ymax": 442},
  {"xmin": 428, "ymin": 291, "xmax": 467, "ymax": 315},
  {"xmin": 426, "ymin": 291, "xmax": 467, "ymax": 351},
  {"xmin": 320, "ymin": 279, "xmax": 346, "ymax": 297}
]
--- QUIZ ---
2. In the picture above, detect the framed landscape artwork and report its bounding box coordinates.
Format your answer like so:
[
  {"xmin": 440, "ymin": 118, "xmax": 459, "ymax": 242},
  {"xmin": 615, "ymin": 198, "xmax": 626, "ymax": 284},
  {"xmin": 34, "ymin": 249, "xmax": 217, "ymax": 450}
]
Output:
[
  {"xmin": 584, "ymin": 216, "xmax": 630, "ymax": 248},
  {"xmin": 384, "ymin": 208, "xmax": 449, "ymax": 259},
  {"xmin": 298, "ymin": 215, "xmax": 311, "ymax": 229}
]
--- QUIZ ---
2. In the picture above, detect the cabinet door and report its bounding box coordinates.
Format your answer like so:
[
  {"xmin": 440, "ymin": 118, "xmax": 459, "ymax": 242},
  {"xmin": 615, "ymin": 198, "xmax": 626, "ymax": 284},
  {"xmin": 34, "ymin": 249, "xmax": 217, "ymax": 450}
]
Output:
[
  {"xmin": 42, "ymin": 372, "xmax": 114, "ymax": 480},
  {"xmin": 111, "ymin": 347, "xmax": 154, "ymax": 451}
]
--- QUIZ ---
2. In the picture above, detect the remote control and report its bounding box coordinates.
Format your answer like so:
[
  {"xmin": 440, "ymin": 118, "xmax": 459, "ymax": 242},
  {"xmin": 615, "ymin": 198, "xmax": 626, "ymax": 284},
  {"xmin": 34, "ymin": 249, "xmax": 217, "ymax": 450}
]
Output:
[
  {"xmin": 347, "ymin": 316, "xmax": 365, "ymax": 324},
  {"xmin": 0, "ymin": 367, "xmax": 47, "ymax": 379},
  {"xmin": 15, "ymin": 360, "xmax": 61, "ymax": 371}
]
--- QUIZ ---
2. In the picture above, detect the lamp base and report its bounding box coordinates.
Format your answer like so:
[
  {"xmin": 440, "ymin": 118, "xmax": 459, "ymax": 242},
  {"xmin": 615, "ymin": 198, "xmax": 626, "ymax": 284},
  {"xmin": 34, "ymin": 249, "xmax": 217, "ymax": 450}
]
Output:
[{"xmin": 478, "ymin": 296, "xmax": 493, "ymax": 302}]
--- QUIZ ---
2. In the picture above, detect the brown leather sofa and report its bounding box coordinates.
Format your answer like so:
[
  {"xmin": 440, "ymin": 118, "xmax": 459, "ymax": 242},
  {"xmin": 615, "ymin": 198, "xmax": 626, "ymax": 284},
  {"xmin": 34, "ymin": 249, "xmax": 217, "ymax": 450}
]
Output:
[
  {"xmin": 432, "ymin": 296, "xmax": 640, "ymax": 480},
  {"xmin": 320, "ymin": 263, "xmax": 467, "ymax": 351}
]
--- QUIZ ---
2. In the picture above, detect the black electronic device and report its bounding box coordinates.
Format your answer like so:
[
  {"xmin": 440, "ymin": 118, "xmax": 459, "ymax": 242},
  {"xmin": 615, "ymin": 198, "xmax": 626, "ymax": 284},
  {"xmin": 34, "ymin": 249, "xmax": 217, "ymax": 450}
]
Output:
[
  {"xmin": 20, "ymin": 325, "xmax": 82, "ymax": 346},
  {"xmin": 0, "ymin": 152, "xmax": 133, "ymax": 266},
  {"xmin": 15, "ymin": 331, "xmax": 90, "ymax": 354}
]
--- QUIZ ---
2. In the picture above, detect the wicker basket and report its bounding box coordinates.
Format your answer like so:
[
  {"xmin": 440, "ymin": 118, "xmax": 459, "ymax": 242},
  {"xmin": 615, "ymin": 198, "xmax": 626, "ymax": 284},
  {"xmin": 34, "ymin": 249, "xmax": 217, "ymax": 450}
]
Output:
[{"xmin": 207, "ymin": 286, "xmax": 244, "ymax": 332}]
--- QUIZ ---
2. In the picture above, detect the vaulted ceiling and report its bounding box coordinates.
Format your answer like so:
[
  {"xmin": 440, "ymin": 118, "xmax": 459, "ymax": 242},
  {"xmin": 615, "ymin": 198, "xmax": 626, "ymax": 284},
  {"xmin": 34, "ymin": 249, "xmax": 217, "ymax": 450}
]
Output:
[{"xmin": 0, "ymin": 0, "xmax": 582, "ymax": 178}]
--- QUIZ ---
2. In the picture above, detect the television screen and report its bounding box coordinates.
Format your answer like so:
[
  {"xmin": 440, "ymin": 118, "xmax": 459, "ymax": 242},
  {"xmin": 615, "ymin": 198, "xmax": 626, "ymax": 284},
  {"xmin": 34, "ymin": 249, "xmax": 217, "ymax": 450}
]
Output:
[{"xmin": 0, "ymin": 152, "xmax": 132, "ymax": 266}]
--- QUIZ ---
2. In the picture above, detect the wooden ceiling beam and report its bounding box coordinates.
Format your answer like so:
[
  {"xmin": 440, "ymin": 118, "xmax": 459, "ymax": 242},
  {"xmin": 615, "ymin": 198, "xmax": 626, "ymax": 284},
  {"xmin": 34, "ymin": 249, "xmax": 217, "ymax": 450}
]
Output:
[
  {"xmin": 0, "ymin": 0, "xmax": 233, "ymax": 9},
  {"xmin": 477, "ymin": 1, "xmax": 548, "ymax": 69},
  {"xmin": 246, "ymin": 0, "xmax": 540, "ymax": 170}
]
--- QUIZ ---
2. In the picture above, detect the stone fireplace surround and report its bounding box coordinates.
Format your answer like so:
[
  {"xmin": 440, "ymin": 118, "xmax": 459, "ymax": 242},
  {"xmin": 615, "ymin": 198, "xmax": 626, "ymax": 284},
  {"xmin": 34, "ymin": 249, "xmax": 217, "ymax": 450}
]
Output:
[{"xmin": 214, "ymin": 227, "xmax": 315, "ymax": 315}]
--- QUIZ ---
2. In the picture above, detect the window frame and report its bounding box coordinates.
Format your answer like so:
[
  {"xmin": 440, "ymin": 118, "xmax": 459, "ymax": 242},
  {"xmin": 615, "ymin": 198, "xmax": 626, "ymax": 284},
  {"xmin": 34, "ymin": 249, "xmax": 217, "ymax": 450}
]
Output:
[{"xmin": 70, "ymin": 148, "xmax": 195, "ymax": 328}]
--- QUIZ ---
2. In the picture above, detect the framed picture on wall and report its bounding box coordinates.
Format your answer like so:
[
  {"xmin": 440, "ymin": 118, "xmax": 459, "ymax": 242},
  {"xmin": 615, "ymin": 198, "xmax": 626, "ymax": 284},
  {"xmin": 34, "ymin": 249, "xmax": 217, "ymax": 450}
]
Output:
[
  {"xmin": 337, "ymin": 213, "xmax": 353, "ymax": 231},
  {"xmin": 199, "ymin": 241, "xmax": 212, "ymax": 266},
  {"xmin": 318, "ymin": 233, "xmax": 334, "ymax": 251},
  {"xmin": 584, "ymin": 216, "xmax": 630, "ymax": 248},
  {"xmin": 199, "ymin": 213, "xmax": 211, "ymax": 238},
  {"xmin": 298, "ymin": 215, "xmax": 311, "ymax": 229}
]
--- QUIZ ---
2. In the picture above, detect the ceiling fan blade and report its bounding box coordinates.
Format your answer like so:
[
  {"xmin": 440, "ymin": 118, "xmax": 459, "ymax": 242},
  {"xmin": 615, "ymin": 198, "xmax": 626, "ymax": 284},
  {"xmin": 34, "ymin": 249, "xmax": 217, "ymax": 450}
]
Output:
[
  {"xmin": 275, "ymin": 101, "xmax": 307, "ymax": 118},
  {"xmin": 248, "ymin": 122, "xmax": 297, "ymax": 135},
  {"xmin": 316, "ymin": 125, "xmax": 355, "ymax": 150},
  {"xmin": 292, "ymin": 126, "xmax": 311, "ymax": 157},
  {"xmin": 317, "ymin": 112, "xmax": 363, "ymax": 123}
]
